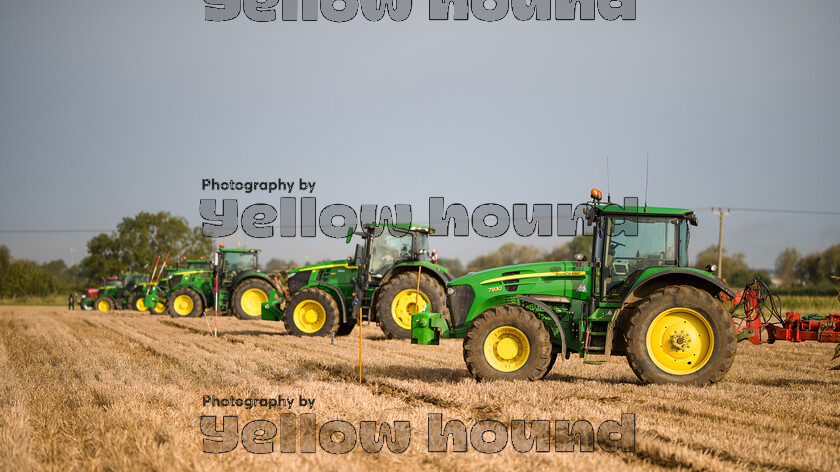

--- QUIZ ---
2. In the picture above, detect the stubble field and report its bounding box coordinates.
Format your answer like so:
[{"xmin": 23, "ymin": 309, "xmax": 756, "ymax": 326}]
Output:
[{"xmin": 1, "ymin": 306, "xmax": 839, "ymax": 471}]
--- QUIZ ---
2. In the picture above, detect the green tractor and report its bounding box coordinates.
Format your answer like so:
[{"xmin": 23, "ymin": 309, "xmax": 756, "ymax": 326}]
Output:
[
  {"xmin": 262, "ymin": 223, "xmax": 452, "ymax": 339},
  {"xmin": 94, "ymin": 273, "xmax": 150, "ymax": 312},
  {"xmin": 134, "ymin": 259, "xmax": 213, "ymax": 314},
  {"xmin": 412, "ymin": 190, "xmax": 738, "ymax": 386},
  {"xmin": 145, "ymin": 246, "xmax": 275, "ymax": 320}
]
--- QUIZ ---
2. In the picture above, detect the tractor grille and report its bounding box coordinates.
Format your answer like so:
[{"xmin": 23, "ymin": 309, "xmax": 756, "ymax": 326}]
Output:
[
  {"xmin": 447, "ymin": 284, "xmax": 475, "ymax": 329},
  {"xmin": 287, "ymin": 271, "xmax": 309, "ymax": 294}
]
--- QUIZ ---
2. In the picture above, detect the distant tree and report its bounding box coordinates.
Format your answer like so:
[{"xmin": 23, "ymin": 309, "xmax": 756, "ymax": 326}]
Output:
[
  {"xmin": 0, "ymin": 246, "xmax": 62, "ymax": 298},
  {"xmin": 774, "ymin": 247, "xmax": 800, "ymax": 288},
  {"xmin": 0, "ymin": 245, "xmax": 10, "ymax": 272},
  {"xmin": 694, "ymin": 245, "xmax": 769, "ymax": 289},
  {"xmin": 437, "ymin": 257, "xmax": 465, "ymax": 277},
  {"xmin": 82, "ymin": 211, "xmax": 214, "ymax": 282},
  {"xmin": 794, "ymin": 244, "xmax": 840, "ymax": 286},
  {"xmin": 467, "ymin": 243, "xmax": 543, "ymax": 272},
  {"xmin": 263, "ymin": 258, "xmax": 298, "ymax": 271},
  {"xmin": 569, "ymin": 235, "xmax": 593, "ymax": 256},
  {"xmin": 794, "ymin": 251, "xmax": 821, "ymax": 285}
]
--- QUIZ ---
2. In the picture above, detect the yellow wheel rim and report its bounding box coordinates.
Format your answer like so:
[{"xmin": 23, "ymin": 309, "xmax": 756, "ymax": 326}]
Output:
[
  {"xmin": 173, "ymin": 294, "xmax": 194, "ymax": 317},
  {"xmin": 135, "ymin": 298, "xmax": 148, "ymax": 311},
  {"xmin": 646, "ymin": 307, "xmax": 714, "ymax": 375},
  {"xmin": 97, "ymin": 300, "xmax": 110, "ymax": 312},
  {"xmin": 153, "ymin": 301, "xmax": 166, "ymax": 313},
  {"xmin": 293, "ymin": 300, "xmax": 326, "ymax": 333},
  {"xmin": 240, "ymin": 288, "xmax": 268, "ymax": 317},
  {"xmin": 390, "ymin": 289, "xmax": 430, "ymax": 330},
  {"xmin": 484, "ymin": 326, "xmax": 530, "ymax": 372}
]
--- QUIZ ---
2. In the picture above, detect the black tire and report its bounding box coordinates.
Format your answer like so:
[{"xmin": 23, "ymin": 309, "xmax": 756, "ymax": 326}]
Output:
[
  {"xmin": 284, "ymin": 288, "xmax": 340, "ymax": 337},
  {"xmin": 335, "ymin": 321, "xmax": 357, "ymax": 337},
  {"xmin": 463, "ymin": 305, "xmax": 553, "ymax": 381},
  {"xmin": 168, "ymin": 288, "xmax": 203, "ymax": 318},
  {"xmin": 96, "ymin": 296, "xmax": 117, "ymax": 313},
  {"xmin": 625, "ymin": 285, "xmax": 736, "ymax": 386},
  {"xmin": 540, "ymin": 352, "xmax": 559, "ymax": 380},
  {"xmin": 232, "ymin": 279, "xmax": 272, "ymax": 320},
  {"xmin": 130, "ymin": 293, "xmax": 149, "ymax": 312},
  {"xmin": 376, "ymin": 272, "xmax": 448, "ymax": 339}
]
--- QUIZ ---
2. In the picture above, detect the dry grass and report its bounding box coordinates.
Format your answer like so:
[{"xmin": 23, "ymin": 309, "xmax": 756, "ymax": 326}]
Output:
[{"xmin": 1, "ymin": 306, "xmax": 839, "ymax": 471}]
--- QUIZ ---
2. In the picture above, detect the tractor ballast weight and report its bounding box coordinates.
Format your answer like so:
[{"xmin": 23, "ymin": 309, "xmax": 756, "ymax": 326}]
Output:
[
  {"xmin": 412, "ymin": 190, "xmax": 741, "ymax": 386},
  {"xmin": 262, "ymin": 223, "xmax": 452, "ymax": 339}
]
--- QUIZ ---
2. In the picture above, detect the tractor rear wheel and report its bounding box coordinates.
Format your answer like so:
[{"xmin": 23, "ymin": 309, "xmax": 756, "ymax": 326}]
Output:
[
  {"xmin": 168, "ymin": 288, "xmax": 203, "ymax": 318},
  {"xmin": 335, "ymin": 321, "xmax": 357, "ymax": 337},
  {"xmin": 376, "ymin": 272, "xmax": 448, "ymax": 339},
  {"xmin": 463, "ymin": 305, "xmax": 553, "ymax": 381},
  {"xmin": 284, "ymin": 288, "xmax": 340, "ymax": 336},
  {"xmin": 96, "ymin": 297, "xmax": 117, "ymax": 312},
  {"xmin": 131, "ymin": 294, "xmax": 149, "ymax": 312},
  {"xmin": 625, "ymin": 285, "xmax": 736, "ymax": 386},
  {"xmin": 232, "ymin": 279, "xmax": 272, "ymax": 320}
]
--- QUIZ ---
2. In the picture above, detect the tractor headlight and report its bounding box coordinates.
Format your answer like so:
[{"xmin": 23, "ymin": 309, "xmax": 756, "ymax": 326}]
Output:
[{"xmin": 706, "ymin": 264, "xmax": 717, "ymax": 274}]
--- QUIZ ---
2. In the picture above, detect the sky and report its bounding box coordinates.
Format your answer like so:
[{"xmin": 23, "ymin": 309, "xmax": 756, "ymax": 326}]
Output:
[{"xmin": 1, "ymin": 0, "xmax": 838, "ymax": 272}]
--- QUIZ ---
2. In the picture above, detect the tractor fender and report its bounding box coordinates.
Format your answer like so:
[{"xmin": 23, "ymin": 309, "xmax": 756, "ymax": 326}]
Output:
[
  {"xmin": 518, "ymin": 295, "xmax": 566, "ymax": 361},
  {"xmin": 314, "ymin": 283, "xmax": 349, "ymax": 323},
  {"xmin": 621, "ymin": 269, "xmax": 735, "ymax": 308},
  {"xmin": 231, "ymin": 273, "xmax": 274, "ymax": 290}
]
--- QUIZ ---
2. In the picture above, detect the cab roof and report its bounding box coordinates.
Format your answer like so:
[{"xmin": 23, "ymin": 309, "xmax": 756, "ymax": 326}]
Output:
[
  {"xmin": 592, "ymin": 204, "xmax": 698, "ymax": 225},
  {"xmin": 362, "ymin": 223, "xmax": 434, "ymax": 234}
]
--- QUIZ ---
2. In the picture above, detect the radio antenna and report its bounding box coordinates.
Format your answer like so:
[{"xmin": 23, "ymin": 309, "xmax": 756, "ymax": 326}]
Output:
[
  {"xmin": 644, "ymin": 153, "xmax": 650, "ymax": 212},
  {"xmin": 606, "ymin": 156, "xmax": 611, "ymax": 204}
]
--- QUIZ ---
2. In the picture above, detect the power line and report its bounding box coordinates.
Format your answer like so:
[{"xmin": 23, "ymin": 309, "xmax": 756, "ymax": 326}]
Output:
[
  {"xmin": 0, "ymin": 229, "xmax": 114, "ymax": 234},
  {"xmin": 711, "ymin": 207, "xmax": 840, "ymax": 216}
]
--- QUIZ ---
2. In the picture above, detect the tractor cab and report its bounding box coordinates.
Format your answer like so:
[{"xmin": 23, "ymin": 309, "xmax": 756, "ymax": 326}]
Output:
[
  {"xmin": 585, "ymin": 192, "xmax": 697, "ymax": 303},
  {"xmin": 352, "ymin": 224, "xmax": 434, "ymax": 288},
  {"xmin": 123, "ymin": 273, "xmax": 149, "ymax": 293},
  {"xmin": 216, "ymin": 247, "xmax": 261, "ymax": 283}
]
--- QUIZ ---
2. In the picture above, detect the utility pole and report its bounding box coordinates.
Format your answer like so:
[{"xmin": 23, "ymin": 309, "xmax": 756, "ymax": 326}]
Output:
[{"xmin": 712, "ymin": 208, "xmax": 729, "ymax": 279}]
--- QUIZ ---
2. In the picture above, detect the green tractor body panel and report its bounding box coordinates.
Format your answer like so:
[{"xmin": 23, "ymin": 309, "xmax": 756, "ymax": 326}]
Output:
[{"xmin": 411, "ymin": 198, "xmax": 730, "ymax": 370}]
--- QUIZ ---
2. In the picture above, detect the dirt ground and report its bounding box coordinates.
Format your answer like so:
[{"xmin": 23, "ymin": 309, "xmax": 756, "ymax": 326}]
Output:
[{"xmin": 1, "ymin": 306, "xmax": 839, "ymax": 471}]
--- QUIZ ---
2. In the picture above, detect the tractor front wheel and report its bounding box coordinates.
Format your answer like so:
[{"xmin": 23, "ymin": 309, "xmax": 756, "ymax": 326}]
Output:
[
  {"xmin": 131, "ymin": 294, "xmax": 149, "ymax": 312},
  {"xmin": 168, "ymin": 289, "xmax": 203, "ymax": 318},
  {"xmin": 625, "ymin": 285, "xmax": 736, "ymax": 386},
  {"xmin": 232, "ymin": 279, "xmax": 272, "ymax": 320},
  {"xmin": 463, "ymin": 305, "xmax": 553, "ymax": 381},
  {"xmin": 376, "ymin": 272, "xmax": 448, "ymax": 339},
  {"xmin": 96, "ymin": 297, "xmax": 117, "ymax": 313},
  {"xmin": 284, "ymin": 288, "xmax": 340, "ymax": 337}
]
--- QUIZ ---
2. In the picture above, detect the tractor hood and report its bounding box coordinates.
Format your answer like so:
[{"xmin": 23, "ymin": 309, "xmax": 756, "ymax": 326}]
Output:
[{"xmin": 451, "ymin": 260, "xmax": 585, "ymax": 287}]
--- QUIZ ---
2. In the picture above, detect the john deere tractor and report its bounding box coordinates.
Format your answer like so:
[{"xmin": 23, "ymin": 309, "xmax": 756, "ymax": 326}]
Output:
[
  {"xmin": 412, "ymin": 190, "xmax": 738, "ymax": 386},
  {"xmin": 133, "ymin": 259, "xmax": 212, "ymax": 314},
  {"xmin": 262, "ymin": 223, "xmax": 452, "ymax": 339},
  {"xmin": 146, "ymin": 246, "xmax": 274, "ymax": 320},
  {"xmin": 94, "ymin": 273, "xmax": 150, "ymax": 312}
]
